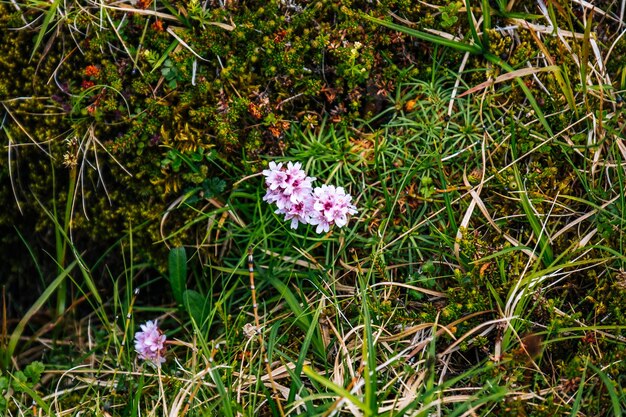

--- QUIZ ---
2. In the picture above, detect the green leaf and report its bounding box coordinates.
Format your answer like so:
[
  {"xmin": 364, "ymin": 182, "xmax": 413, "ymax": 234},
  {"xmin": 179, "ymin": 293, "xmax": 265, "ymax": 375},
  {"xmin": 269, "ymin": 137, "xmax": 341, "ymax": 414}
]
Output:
[
  {"xmin": 12, "ymin": 373, "xmax": 52, "ymax": 415},
  {"xmin": 183, "ymin": 289, "xmax": 210, "ymax": 327},
  {"xmin": 0, "ymin": 376, "xmax": 8, "ymax": 392},
  {"xmin": 202, "ymin": 177, "xmax": 226, "ymax": 198},
  {"xmin": 190, "ymin": 151, "xmax": 204, "ymax": 162},
  {"xmin": 14, "ymin": 371, "xmax": 27, "ymax": 385},
  {"xmin": 150, "ymin": 40, "xmax": 179, "ymax": 73},
  {"xmin": 168, "ymin": 247, "xmax": 187, "ymax": 305},
  {"xmin": 24, "ymin": 361, "xmax": 45, "ymax": 384}
]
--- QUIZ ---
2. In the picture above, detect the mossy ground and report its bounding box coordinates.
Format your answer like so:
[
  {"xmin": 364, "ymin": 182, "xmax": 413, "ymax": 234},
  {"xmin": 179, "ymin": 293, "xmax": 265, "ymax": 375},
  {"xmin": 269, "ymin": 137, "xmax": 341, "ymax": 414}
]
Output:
[{"xmin": 2, "ymin": 0, "xmax": 626, "ymax": 415}]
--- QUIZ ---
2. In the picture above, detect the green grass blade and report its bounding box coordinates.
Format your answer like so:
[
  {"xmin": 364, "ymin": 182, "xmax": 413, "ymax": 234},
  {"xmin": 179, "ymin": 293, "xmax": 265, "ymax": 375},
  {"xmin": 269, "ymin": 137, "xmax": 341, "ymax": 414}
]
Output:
[
  {"xmin": 588, "ymin": 363, "xmax": 623, "ymax": 417},
  {"xmin": 445, "ymin": 386, "xmax": 509, "ymax": 417},
  {"xmin": 470, "ymin": 245, "xmax": 534, "ymax": 263},
  {"xmin": 569, "ymin": 357, "xmax": 588, "ymax": 416},
  {"xmin": 30, "ymin": 0, "xmax": 61, "ymax": 60},
  {"xmin": 159, "ymin": 0, "xmax": 191, "ymax": 27},
  {"xmin": 361, "ymin": 277, "xmax": 378, "ymax": 415},
  {"xmin": 553, "ymin": 65, "xmax": 577, "ymax": 116},
  {"xmin": 484, "ymin": 276, "xmax": 505, "ymax": 313},
  {"xmin": 14, "ymin": 227, "xmax": 44, "ymax": 285},
  {"xmin": 580, "ymin": 10, "xmax": 593, "ymax": 99},
  {"xmin": 362, "ymin": 14, "xmax": 483, "ymax": 55},
  {"xmin": 303, "ymin": 365, "xmax": 373, "ymax": 415},
  {"xmin": 546, "ymin": 1, "xmax": 558, "ymax": 35},
  {"xmin": 485, "ymin": 53, "xmax": 554, "ymax": 137},
  {"xmin": 183, "ymin": 289, "xmax": 210, "ymax": 328},
  {"xmin": 419, "ymin": 322, "xmax": 439, "ymax": 415},
  {"xmin": 267, "ymin": 275, "xmax": 325, "ymax": 356},
  {"xmin": 3, "ymin": 259, "xmax": 77, "ymax": 368},
  {"xmin": 510, "ymin": 122, "xmax": 554, "ymax": 266},
  {"xmin": 151, "ymin": 40, "xmax": 179, "ymax": 73},
  {"xmin": 512, "ymin": 174, "xmax": 554, "ymax": 267},
  {"xmin": 72, "ymin": 250, "xmax": 103, "ymax": 307},
  {"xmin": 209, "ymin": 364, "xmax": 234, "ymax": 417},
  {"xmin": 287, "ymin": 301, "xmax": 323, "ymax": 411},
  {"xmin": 363, "ymin": 13, "xmax": 553, "ymax": 138},
  {"xmin": 267, "ymin": 276, "xmax": 309, "ymax": 328},
  {"xmin": 11, "ymin": 374, "xmax": 52, "ymax": 415},
  {"xmin": 481, "ymin": 0, "xmax": 491, "ymax": 50},
  {"xmin": 131, "ymin": 373, "xmax": 144, "ymax": 417},
  {"xmin": 465, "ymin": 0, "xmax": 483, "ymax": 49}
]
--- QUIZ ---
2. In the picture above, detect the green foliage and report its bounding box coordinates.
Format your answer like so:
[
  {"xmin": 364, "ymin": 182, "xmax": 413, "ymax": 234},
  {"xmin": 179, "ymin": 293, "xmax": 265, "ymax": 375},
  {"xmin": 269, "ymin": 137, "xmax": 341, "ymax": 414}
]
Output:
[
  {"xmin": 161, "ymin": 59, "xmax": 184, "ymax": 89},
  {"xmin": 440, "ymin": 1, "xmax": 462, "ymax": 28},
  {"xmin": 0, "ymin": 362, "xmax": 45, "ymax": 412},
  {"xmin": 13, "ymin": 362, "xmax": 44, "ymax": 393},
  {"xmin": 3, "ymin": 0, "xmax": 626, "ymax": 415},
  {"xmin": 0, "ymin": 0, "xmax": 465, "ymax": 274},
  {"xmin": 0, "ymin": 373, "xmax": 7, "ymax": 411},
  {"xmin": 183, "ymin": 289, "xmax": 211, "ymax": 329},
  {"xmin": 168, "ymin": 247, "xmax": 187, "ymax": 305}
]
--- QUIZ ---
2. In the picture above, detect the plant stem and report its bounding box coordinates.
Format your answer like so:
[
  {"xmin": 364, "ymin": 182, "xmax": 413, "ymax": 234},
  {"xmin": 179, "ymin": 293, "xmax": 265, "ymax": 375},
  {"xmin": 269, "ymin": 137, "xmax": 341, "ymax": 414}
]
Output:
[{"xmin": 55, "ymin": 165, "xmax": 77, "ymax": 318}]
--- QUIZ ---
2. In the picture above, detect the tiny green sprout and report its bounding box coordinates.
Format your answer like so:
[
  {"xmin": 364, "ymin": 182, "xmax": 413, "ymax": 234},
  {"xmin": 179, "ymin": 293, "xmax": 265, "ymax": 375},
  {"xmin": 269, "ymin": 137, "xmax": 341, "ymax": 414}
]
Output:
[
  {"xmin": 408, "ymin": 289, "xmax": 424, "ymax": 301},
  {"xmin": 454, "ymin": 268, "xmax": 462, "ymax": 280},
  {"xmin": 420, "ymin": 176, "xmax": 435, "ymax": 198},
  {"xmin": 161, "ymin": 59, "xmax": 182, "ymax": 88},
  {"xmin": 440, "ymin": 2, "xmax": 462, "ymax": 28},
  {"xmin": 421, "ymin": 260, "xmax": 435, "ymax": 274},
  {"xmin": 468, "ymin": 168, "xmax": 482, "ymax": 184}
]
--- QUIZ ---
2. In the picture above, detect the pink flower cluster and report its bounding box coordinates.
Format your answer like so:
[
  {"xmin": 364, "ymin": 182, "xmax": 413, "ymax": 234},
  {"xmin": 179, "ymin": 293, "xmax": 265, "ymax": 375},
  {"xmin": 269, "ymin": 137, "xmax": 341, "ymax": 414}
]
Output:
[
  {"xmin": 262, "ymin": 161, "xmax": 357, "ymax": 233},
  {"xmin": 134, "ymin": 320, "xmax": 167, "ymax": 365}
]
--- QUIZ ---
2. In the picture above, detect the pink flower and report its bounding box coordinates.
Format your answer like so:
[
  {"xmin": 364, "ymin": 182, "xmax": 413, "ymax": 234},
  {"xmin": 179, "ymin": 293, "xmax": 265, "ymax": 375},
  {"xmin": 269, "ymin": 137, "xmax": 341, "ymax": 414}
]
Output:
[
  {"xmin": 287, "ymin": 174, "xmax": 316, "ymax": 206},
  {"xmin": 261, "ymin": 161, "xmax": 357, "ymax": 233},
  {"xmin": 280, "ymin": 162, "xmax": 313, "ymax": 196},
  {"xmin": 134, "ymin": 320, "xmax": 167, "ymax": 365},
  {"xmin": 309, "ymin": 210, "xmax": 332, "ymax": 234},
  {"xmin": 310, "ymin": 185, "xmax": 358, "ymax": 233},
  {"xmin": 277, "ymin": 194, "xmax": 315, "ymax": 229},
  {"xmin": 262, "ymin": 161, "xmax": 315, "ymax": 210},
  {"xmin": 262, "ymin": 161, "xmax": 286, "ymax": 191},
  {"xmin": 263, "ymin": 188, "xmax": 291, "ymax": 209}
]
